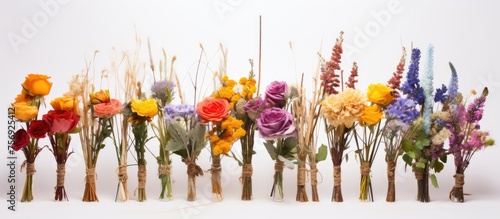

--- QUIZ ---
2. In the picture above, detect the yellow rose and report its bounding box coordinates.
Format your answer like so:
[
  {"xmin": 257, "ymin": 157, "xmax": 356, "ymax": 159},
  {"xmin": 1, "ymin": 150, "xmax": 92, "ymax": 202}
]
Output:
[
  {"xmin": 131, "ymin": 98, "xmax": 158, "ymax": 118},
  {"xmin": 21, "ymin": 74, "xmax": 52, "ymax": 96},
  {"xmin": 367, "ymin": 83, "xmax": 394, "ymax": 106},
  {"xmin": 359, "ymin": 105, "xmax": 383, "ymax": 126},
  {"xmin": 12, "ymin": 102, "xmax": 38, "ymax": 122},
  {"xmin": 89, "ymin": 90, "xmax": 110, "ymax": 104},
  {"xmin": 50, "ymin": 96, "xmax": 76, "ymax": 111}
]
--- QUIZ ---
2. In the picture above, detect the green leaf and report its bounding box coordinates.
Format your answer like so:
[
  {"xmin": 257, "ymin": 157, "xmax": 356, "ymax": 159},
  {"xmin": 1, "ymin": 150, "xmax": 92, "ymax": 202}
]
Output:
[
  {"xmin": 402, "ymin": 139, "xmax": 414, "ymax": 152},
  {"xmin": 421, "ymin": 139, "xmax": 430, "ymax": 147},
  {"xmin": 439, "ymin": 154, "xmax": 448, "ymax": 163},
  {"xmin": 415, "ymin": 161, "xmax": 426, "ymax": 169},
  {"xmin": 408, "ymin": 151, "xmax": 416, "ymax": 159},
  {"xmin": 430, "ymin": 174, "xmax": 439, "ymax": 188},
  {"xmin": 190, "ymin": 123, "xmax": 207, "ymax": 153},
  {"xmin": 402, "ymin": 154, "xmax": 413, "ymax": 166},
  {"xmin": 282, "ymin": 137, "xmax": 299, "ymax": 156},
  {"xmin": 165, "ymin": 123, "xmax": 188, "ymax": 152},
  {"xmin": 315, "ymin": 144, "xmax": 328, "ymax": 163},
  {"xmin": 263, "ymin": 140, "xmax": 277, "ymax": 160},
  {"xmin": 434, "ymin": 161, "xmax": 444, "ymax": 173}
]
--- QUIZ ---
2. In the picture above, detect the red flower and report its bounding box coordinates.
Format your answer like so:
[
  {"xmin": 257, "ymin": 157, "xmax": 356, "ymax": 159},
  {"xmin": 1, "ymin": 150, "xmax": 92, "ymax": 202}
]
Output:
[
  {"xmin": 196, "ymin": 97, "xmax": 231, "ymax": 123},
  {"xmin": 28, "ymin": 120, "xmax": 49, "ymax": 139},
  {"xmin": 12, "ymin": 129, "xmax": 30, "ymax": 151},
  {"xmin": 43, "ymin": 110, "xmax": 80, "ymax": 133}
]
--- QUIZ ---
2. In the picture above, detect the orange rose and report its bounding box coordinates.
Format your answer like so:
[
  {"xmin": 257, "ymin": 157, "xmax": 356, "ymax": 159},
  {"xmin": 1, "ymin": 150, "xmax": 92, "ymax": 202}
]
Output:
[
  {"xmin": 12, "ymin": 102, "xmax": 38, "ymax": 122},
  {"xmin": 196, "ymin": 97, "xmax": 230, "ymax": 123},
  {"xmin": 90, "ymin": 90, "xmax": 110, "ymax": 104},
  {"xmin": 50, "ymin": 96, "xmax": 76, "ymax": 111},
  {"xmin": 94, "ymin": 99, "xmax": 123, "ymax": 118},
  {"xmin": 14, "ymin": 91, "xmax": 32, "ymax": 104},
  {"xmin": 21, "ymin": 74, "xmax": 52, "ymax": 96}
]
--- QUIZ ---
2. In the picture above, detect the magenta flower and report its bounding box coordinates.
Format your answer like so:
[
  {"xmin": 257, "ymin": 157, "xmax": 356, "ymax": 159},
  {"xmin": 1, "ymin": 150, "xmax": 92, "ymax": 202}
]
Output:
[
  {"xmin": 264, "ymin": 81, "xmax": 288, "ymax": 108},
  {"xmin": 256, "ymin": 107, "xmax": 296, "ymax": 140}
]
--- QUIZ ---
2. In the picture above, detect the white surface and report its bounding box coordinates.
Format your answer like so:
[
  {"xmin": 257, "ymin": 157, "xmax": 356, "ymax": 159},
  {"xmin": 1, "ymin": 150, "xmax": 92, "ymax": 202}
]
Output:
[{"xmin": 1, "ymin": 0, "xmax": 500, "ymax": 218}]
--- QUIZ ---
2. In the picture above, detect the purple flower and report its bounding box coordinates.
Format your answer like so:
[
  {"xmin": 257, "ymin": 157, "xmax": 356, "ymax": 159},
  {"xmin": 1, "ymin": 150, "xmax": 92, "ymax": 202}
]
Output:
[
  {"xmin": 465, "ymin": 95, "xmax": 486, "ymax": 123},
  {"xmin": 256, "ymin": 107, "xmax": 296, "ymax": 140},
  {"xmin": 164, "ymin": 104, "xmax": 195, "ymax": 123},
  {"xmin": 151, "ymin": 80, "xmax": 176, "ymax": 105},
  {"xmin": 434, "ymin": 84, "xmax": 448, "ymax": 103},
  {"xmin": 264, "ymin": 81, "xmax": 288, "ymax": 108},
  {"xmin": 244, "ymin": 97, "xmax": 268, "ymax": 120},
  {"xmin": 385, "ymin": 97, "xmax": 420, "ymax": 125},
  {"xmin": 400, "ymin": 48, "xmax": 425, "ymax": 105}
]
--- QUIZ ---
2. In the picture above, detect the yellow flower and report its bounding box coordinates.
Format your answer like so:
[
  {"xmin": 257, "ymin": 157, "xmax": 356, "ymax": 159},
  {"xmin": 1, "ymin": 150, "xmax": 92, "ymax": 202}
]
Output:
[
  {"xmin": 359, "ymin": 105, "xmax": 383, "ymax": 126},
  {"xmin": 21, "ymin": 74, "xmax": 52, "ymax": 96},
  {"xmin": 367, "ymin": 83, "xmax": 394, "ymax": 106},
  {"xmin": 90, "ymin": 90, "xmax": 110, "ymax": 104},
  {"xmin": 50, "ymin": 96, "xmax": 76, "ymax": 111},
  {"xmin": 12, "ymin": 102, "xmax": 38, "ymax": 122},
  {"xmin": 321, "ymin": 88, "xmax": 365, "ymax": 128},
  {"xmin": 233, "ymin": 128, "xmax": 246, "ymax": 139},
  {"xmin": 131, "ymin": 98, "xmax": 158, "ymax": 118}
]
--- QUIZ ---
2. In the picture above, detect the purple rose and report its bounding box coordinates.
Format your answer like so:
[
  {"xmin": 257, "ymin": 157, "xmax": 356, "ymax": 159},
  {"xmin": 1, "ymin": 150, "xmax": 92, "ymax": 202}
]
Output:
[
  {"xmin": 265, "ymin": 81, "xmax": 288, "ymax": 108},
  {"xmin": 256, "ymin": 107, "xmax": 296, "ymax": 140},
  {"xmin": 244, "ymin": 97, "xmax": 268, "ymax": 120}
]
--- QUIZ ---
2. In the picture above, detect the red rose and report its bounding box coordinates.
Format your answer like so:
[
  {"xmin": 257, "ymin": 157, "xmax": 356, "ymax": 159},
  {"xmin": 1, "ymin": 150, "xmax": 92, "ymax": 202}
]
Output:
[
  {"xmin": 12, "ymin": 129, "xmax": 30, "ymax": 151},
  {"xmin": 28, "ymin": 120, "xmax": 49, "ymax": 139},
  {"xmin": 196, "ymin": 97, "xmax": 230, "ymax": 123},
  {"xmin": 43, "ymin": 110, "xmax": 80, "ymax": 133}
]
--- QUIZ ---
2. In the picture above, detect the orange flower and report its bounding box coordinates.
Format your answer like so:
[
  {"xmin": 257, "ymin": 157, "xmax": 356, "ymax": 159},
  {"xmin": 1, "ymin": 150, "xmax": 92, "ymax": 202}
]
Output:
[
  {"xmin": 21, "ymin": 74, "xmax": 52, "ymax": 96},
  {"xmin": 359, "ymin": 105, "xmax": 383, "ymax": 126},
  {"xmin": 50, "ymin": 96, "xmax": 76, "ymax": 111},
  {"xmin": 14, "ymin": 92, "xmax": 32, "ymax": 104},
  {"xmin": 12, "ymin": 102, "xmax": 38, "ymax": 122},
  {"xmin": 90, "ymin": 90, "xmax": 110, "ymax": 104},
  {"xmin": 196, "ymin": 97, "xmax": 230, "ymax": 123}
]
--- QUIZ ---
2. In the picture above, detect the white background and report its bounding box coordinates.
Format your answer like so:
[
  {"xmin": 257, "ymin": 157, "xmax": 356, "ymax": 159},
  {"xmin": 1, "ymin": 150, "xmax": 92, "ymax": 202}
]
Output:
[{"xmin": 1, "ymin": 0, "xmax": 500, "ymax": 218}]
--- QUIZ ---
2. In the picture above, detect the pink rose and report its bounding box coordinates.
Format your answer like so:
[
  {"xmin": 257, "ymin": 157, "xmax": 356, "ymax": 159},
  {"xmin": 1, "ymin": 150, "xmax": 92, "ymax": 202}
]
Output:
[
  {"xmin": 43, "ymin": 110, "xmax": 80, "ymax": 133},
  {"xmin": 94, "ymin": 98, "xmax": 123, "ymax": 118}
]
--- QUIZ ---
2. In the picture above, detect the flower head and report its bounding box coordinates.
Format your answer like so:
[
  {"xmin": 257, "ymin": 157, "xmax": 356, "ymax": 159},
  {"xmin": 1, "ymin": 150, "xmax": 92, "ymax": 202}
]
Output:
[
  {"xmin": 21, "ymin": 74, "xmax": 52, "ymax": 96},
  {"xmin": 400, "ymin": 48, "xmax": 425, "ymax": 105},
  {"xmin": 264, "ymin": 81, "xmax": 289, "ymax": 108},
  {"xmin": 11, "ymin": 102, "xmax": 38, "ymax": 122},
  {"xmin": 43, "ymin": 110, "xmax": 80, "ymax": 133},
  {"xmin": 50, "ymin": 96, "xmax": 76, "ymax": 111},
  {"xmin": 385, "ymin": 97, "xmax": 419, "ymax": 125},
  {"xmin": 94, "ymin": 98, "xmax": 123, "ymax": 118},
  {"xmin": 196, "ymin": 97, "xmax": 231, "ymax": 123},
  {"xmin": 321, "ymin": 88, "xmax": 365, "ymax": 128},
  {"xmin": 89, "ymin": 90, "xmax": 110, "ymax": 104},
  {"xmin": 367, "ymin": 83, "xmax": 394, "ymax": 106},
  {"xmin": 151, "ymin": 80, "xmax": 176, "ymax": 105},
  {"xmin": 256, "ymin": 107, "xmax": 297, "ymax": 140},
  {"xmin": 164, "ymin": 104, "xmax": 195, "ymax": 124},
  {"xmin": 244, "ymin": 97, "xmax": 268, "ymax": 120},
  {"xmin": 129, "ymin": 98, "xmax": 158, "ymax": 122},
  {"xmin": 359, "ymin": 105, "xmax": 383, "ymax": 126}
]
